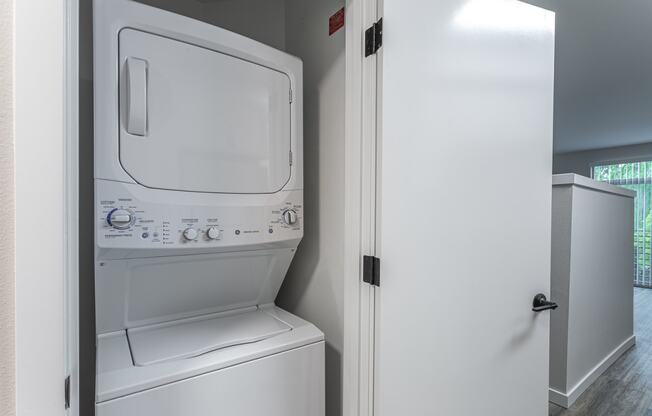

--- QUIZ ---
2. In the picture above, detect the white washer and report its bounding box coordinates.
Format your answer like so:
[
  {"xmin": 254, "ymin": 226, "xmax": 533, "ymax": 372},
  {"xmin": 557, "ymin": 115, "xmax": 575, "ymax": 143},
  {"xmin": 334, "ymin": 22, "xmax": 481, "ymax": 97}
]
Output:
[{"xmin": 93, "ymin": 1, "xmax": 324, "ymax": 415}]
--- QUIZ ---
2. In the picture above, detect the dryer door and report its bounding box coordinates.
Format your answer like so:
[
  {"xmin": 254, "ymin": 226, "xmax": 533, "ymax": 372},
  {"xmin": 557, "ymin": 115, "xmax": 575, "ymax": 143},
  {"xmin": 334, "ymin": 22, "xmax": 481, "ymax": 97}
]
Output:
[{"xmin": 118, "ymin": 29, "xmax": 292, "ymax": 194}]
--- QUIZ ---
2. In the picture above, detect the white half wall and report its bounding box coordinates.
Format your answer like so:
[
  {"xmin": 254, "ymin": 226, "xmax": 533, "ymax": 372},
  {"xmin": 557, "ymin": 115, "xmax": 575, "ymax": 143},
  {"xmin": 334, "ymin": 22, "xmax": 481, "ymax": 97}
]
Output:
[
  {"xmin": 0, "ymin": 0, "xmax": 14, "ymax": 415},
  {"xmin": 550, "ymin": 175, "xmax": 635, "ymax": 407}
]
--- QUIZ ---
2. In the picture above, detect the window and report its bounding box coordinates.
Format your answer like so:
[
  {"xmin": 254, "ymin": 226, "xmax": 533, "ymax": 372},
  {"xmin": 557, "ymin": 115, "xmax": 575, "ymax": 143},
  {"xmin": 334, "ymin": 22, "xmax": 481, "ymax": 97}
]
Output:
[{"xmin": 593, "ymin": 161, "xmax": 652, "ymax": 287}]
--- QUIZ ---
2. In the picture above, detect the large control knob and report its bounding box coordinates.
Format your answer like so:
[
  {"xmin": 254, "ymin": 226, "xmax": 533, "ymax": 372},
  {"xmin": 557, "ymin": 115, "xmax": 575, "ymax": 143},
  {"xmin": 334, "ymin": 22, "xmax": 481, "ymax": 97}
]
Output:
[
  {"xmin": 107, "ymin": 208, "xmax": 134, "ymax": 230},
  {"xmin": 283, "ymin": 209, "xmax": 298, "ymax": 225},
  {"xmin": 206, "ymin": 227, "xmax": 221, "ymax": 240},
  {"xmin": 183, "ymin": 227, "xmax": 199, "ymax": 241}
]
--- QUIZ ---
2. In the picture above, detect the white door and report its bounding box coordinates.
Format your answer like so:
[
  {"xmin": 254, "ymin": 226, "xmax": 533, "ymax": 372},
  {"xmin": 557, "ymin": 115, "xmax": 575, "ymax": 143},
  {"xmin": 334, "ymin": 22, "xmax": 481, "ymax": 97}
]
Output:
[{"xmin": 373, "ymin": 1, "xmax": 555, "ymax": 415}]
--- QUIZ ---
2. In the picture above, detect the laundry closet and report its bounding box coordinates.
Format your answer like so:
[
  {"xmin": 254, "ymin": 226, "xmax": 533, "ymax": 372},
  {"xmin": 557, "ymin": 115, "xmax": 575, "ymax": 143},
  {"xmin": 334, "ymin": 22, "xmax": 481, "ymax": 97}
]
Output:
[
  {"xmin": 76, "ymin": 1, "xmax": 557, "ymax": 416},
  {"xmin": 79, "ymin": 0, "xmax": 346, "ymax": 415}
]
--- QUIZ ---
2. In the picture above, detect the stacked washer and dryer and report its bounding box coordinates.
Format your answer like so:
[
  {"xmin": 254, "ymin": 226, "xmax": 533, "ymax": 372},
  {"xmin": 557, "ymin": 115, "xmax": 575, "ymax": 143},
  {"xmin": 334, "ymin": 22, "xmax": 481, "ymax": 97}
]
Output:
[{"xmin": 93, "ymin": 0, "xmax": 324, "ymax": 414}]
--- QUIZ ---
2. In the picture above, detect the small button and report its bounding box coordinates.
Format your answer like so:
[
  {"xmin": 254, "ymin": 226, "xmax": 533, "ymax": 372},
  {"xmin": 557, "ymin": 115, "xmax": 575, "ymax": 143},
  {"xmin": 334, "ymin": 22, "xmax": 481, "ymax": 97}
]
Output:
[{"xmin": 141, "ymin": 232, "xmax": 149, "ymax": 239}]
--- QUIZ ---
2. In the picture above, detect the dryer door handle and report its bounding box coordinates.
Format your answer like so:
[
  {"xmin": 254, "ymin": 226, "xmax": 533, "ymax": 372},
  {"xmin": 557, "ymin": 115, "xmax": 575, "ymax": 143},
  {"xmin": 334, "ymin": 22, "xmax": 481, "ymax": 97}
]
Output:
[{"xmin": 125, "ymin": 57, "xmax": 148, "ymax": 136}]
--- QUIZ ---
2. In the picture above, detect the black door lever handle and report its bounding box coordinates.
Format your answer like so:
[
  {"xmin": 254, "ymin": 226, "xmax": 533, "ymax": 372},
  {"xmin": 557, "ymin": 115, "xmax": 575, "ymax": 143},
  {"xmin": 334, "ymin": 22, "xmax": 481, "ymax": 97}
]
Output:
[{"xmin": 532, "ymin": 293, "xmax": 558, "ymax": 312}]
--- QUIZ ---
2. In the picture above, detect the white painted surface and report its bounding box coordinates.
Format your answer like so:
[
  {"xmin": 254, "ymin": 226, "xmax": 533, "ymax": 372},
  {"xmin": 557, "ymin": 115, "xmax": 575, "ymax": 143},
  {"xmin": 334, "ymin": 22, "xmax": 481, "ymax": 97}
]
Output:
[
  {"xmin": 96, "ymin": 342, "xmax": 325, "ymax": 416},
  {"xmin": 553, "ymin": 142, "xmax": 652, "ymax": 177},
  {"xmin": 64, "ymin": 1, "xmax": 81, "ymax": 414},
  {"xmin": 552, "ymin": 173, "xmax": 637, "ymax": 198},
  {"xmin": 0, "ymin": 1, "xmax": 14, "ymax": 414},
  {"xmin": 15, "ymin": 0, "xmax": 67, "ymax": 414},
  {"xmin": 549, "ymin": 184, "xmax": 572, "ymax": 394},
  {"xmin": 276, "ymin": 3, "xmax": 346, "ymax": 416},
  {"xmin": 341, "ymin": 1, "xmax": 374, "ymax": 415},
  {"xmin": 521, "ymin": 0, "xmax": 652, "ymax": 153},
  {"xmin": 136, "ymin": 0, "xmax": 287, "ymax": 50},
  {"xmin": 374, "ymin": 1, "xmax": 555, "ymax": 415},
  {"xmin": 549, "ymin": 336, "xmax": 635, "ymax": 408},
  {"xmin": 355, "ymin": 0, "xmax": 383, "ymax": 413},
  {"xmin": 550, "ymin": 175, "xmax": 635, "ymax": 407}
]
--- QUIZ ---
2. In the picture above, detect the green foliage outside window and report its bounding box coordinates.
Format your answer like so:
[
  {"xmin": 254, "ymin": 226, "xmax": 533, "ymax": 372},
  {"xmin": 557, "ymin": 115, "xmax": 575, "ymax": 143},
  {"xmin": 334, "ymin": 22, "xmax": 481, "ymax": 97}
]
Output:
[{"xmin": 593, "ymin": 161, "xmax": 652, "ymax": 286}]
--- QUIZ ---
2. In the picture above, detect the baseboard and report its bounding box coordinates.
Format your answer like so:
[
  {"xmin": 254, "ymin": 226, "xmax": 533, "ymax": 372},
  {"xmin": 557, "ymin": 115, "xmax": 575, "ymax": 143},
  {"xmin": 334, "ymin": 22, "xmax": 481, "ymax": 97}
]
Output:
[
  {"xmin": 549, "ymin": 335, "xmax": 636, "ymax": 408},
  {"xmin": 548, "ymin": 387, "xmax": 569, "ymax": 408}
]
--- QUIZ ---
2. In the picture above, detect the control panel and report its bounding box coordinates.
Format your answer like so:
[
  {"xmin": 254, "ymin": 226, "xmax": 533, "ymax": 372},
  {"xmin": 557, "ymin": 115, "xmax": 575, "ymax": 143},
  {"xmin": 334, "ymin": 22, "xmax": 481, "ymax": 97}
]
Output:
[{"xmin": 96, "ymin": 181, "xmax": 303, "ymax": 250}]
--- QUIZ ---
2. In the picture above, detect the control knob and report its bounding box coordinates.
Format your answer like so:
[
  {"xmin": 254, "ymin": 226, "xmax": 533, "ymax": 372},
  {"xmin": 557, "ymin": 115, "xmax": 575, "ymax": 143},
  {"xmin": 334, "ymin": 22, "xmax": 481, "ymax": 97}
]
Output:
[
  {"xmin": 206, "ymin": 227, "xmax": 221, "ymax": 240},
  {"xmin": 183, "ymin": 228, "xmax": 199, "ymax": 241},
  {"xmin": 283, "ymin": 209, "xmax": 298, "ymax": 225},
  {"xmin": 107, "ymin": 208, "xmax": 134, "ymax": 230}
]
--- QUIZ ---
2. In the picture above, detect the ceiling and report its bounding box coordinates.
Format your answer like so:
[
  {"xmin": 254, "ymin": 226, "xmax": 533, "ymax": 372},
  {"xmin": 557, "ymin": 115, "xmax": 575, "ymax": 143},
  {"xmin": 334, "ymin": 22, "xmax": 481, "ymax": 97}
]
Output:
[{"xmin": 521, "ymin": 0, "xmax": 652, "ymax": 154}]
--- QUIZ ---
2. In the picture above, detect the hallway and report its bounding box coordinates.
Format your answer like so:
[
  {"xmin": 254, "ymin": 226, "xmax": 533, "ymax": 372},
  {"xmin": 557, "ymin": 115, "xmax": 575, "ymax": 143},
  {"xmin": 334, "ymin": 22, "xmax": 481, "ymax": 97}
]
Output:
[{"xmin": 550, "ymin": 288, "xmax": 652, "ymax": 415}]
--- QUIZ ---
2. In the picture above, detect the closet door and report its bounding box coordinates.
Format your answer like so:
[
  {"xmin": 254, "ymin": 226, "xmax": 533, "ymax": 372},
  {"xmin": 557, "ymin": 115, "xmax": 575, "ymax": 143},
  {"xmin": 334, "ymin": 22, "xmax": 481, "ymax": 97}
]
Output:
[{"xmin": 373, "ymin": 1, "xmax": 555, "ymax": 415}]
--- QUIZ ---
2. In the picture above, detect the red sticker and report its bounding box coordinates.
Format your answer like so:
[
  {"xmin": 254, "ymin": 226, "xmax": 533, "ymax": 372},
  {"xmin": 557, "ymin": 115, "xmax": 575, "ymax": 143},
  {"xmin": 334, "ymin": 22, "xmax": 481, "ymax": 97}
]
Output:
[{"xmin": 329, "ymin": 7, "xmax": 345, "ymax": 36}]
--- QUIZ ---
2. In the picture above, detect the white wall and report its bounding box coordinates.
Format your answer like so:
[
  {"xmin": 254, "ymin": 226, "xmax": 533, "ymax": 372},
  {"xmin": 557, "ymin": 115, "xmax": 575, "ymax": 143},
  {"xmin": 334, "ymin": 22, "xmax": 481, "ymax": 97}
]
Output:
[
  {"xmin": 276, "ymin": 2, "xmax": 346, "ymax": 416},
  {"xmin": 550, "ymin": 177, "xmax": 635, "ymax": 406},
  {"xmin": 135, "ymin": 0, "xmax": 286, "ymax": 50},
  {"xmin": 566, "ymin": 185, "xmax": 634, "ymax": 389},
  {"xmin": 553, "ymin": 142, "xmax": 652, "ymax": 176},
  {"xmin": 201, "ymin": 0, "xmax": 286, "ymax": 50},
  {"xmin": 15, "ymin": 0, "xmax": 66, "ymax": 413},
  {"xmin": 549, "ymin": 185, "xmax": 572, "ymax": 394},
  {"xmin": 0, "ymin": 0, "xmax": 14, "ymax": 414}
]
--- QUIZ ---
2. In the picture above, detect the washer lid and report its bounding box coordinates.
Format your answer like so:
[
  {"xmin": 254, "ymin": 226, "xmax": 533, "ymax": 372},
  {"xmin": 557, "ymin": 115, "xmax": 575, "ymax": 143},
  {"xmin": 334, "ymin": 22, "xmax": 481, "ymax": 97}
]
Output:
[
  {"xmin": 128, "ymin": 308, "xmax": 292, "ymax": 366},
  {"xmin": 118, "ymin": 28, "xmax": 293, "ymax": 194},
  {"xmin": 95, "ymin": 306, "xmax": 324, "ymax": 403}
]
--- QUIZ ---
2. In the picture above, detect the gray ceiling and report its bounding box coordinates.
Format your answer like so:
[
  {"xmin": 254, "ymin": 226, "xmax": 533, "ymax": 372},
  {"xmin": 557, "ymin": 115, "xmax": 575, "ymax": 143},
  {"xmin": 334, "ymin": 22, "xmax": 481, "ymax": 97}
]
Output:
[{"xmin": 521, "ymin": 0, "xmax": 652, "ymax": 154}]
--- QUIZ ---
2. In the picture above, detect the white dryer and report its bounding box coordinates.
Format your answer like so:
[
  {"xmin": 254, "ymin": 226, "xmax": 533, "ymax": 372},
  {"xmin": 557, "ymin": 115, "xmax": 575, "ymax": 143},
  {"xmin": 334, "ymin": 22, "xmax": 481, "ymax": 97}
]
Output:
[{"xmin": 93, "ymin": 1, "xmax": 324, "ymax": 415}]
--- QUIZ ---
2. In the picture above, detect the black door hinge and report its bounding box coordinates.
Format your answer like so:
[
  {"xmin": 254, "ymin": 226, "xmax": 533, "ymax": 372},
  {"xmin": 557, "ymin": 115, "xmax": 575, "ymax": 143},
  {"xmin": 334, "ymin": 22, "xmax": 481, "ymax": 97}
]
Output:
[
  {"xmin": 64, "ymin": 375, "xmax": 70, "ymax": 409},
  {"xmin": 365, "ymin": 18, "xmax": 383, "ymax": 57},
  {"xmin": 363, "ymin": 255, "xmax": 380, "ymax": 286}
]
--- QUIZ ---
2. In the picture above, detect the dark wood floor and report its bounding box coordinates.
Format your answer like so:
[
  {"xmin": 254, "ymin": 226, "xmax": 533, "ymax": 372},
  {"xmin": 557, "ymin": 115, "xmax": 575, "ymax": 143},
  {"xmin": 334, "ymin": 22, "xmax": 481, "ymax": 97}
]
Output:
[{"xmin": 549, "ymin": 288, "xmax": 652, "ymax": 416}]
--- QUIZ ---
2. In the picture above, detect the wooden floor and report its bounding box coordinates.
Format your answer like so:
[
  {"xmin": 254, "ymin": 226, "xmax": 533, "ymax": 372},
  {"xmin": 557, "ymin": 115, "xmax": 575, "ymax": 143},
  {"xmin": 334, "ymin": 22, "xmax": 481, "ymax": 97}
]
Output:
[{"xmin": 549, "ymin": 288, "xmax": 652, "ymax": 416}]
